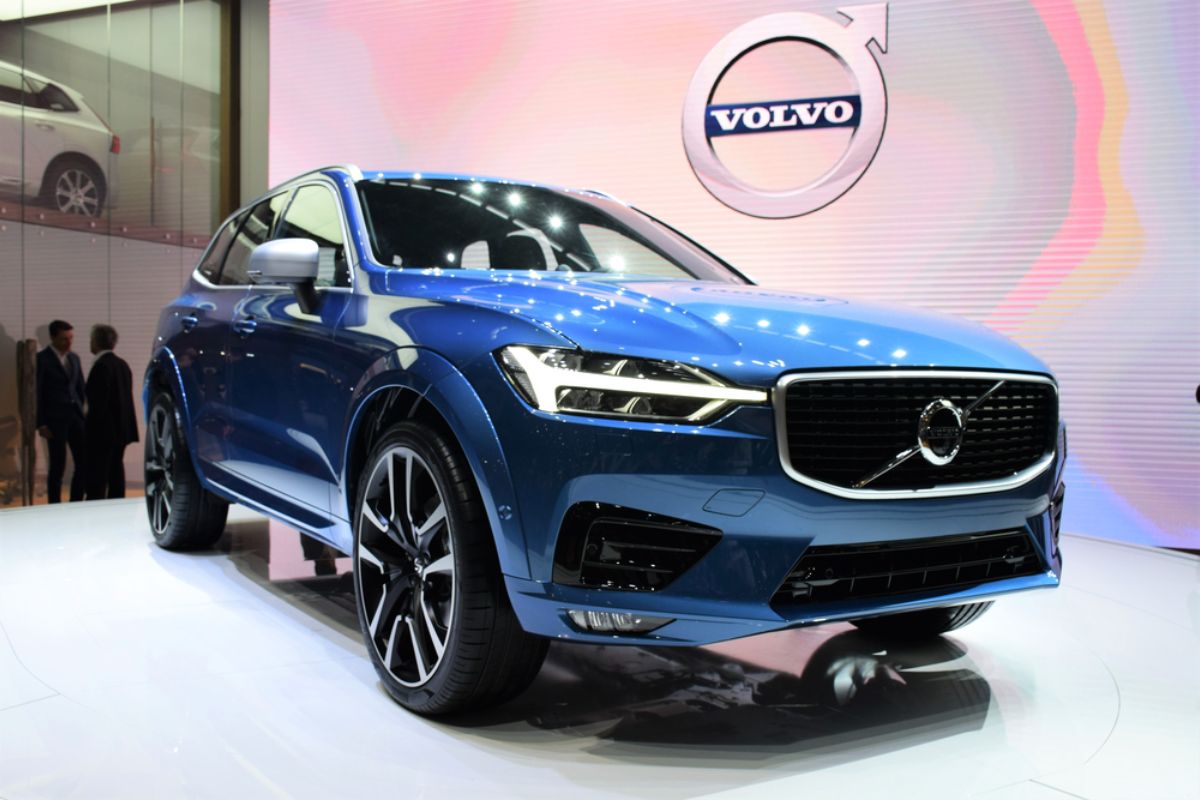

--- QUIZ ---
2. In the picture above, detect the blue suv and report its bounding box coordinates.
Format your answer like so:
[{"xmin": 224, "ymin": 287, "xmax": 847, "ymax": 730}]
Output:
[{"xmin": 145, "ymin": 165, "xmax": 1065, "ymax": 714}]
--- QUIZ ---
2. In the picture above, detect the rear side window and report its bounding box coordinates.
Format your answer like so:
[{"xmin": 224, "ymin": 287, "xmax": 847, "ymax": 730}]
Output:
[
  {"xmin": 196, "ymin": 212, "xmax": 245, "ymax": 283},
  {"xmin": 276, "ymin": 184, "xmax": 348, "ymax": 287},
  {"xmin": 220, "ymin": 192, "xmax": 289, "ymax": 285},
  {"xmin": 29, "ymin": 81, "xmax": 78, "ymax": 112}
]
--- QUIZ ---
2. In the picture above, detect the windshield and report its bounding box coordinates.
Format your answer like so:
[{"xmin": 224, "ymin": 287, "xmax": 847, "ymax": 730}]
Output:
[{"xmin": 357, "ymin": 178, "xmax": 746, "ymax": 283}]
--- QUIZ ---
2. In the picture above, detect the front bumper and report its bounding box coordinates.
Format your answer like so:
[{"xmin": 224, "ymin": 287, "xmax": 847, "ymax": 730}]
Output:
[{"xmin": 479, "ymin": 364, "xmax": 1064, "ymax": 646}]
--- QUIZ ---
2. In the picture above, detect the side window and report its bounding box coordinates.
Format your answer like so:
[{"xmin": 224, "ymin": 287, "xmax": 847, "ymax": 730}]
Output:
[
  {"xmin": 220, "ymin": 192, "xmax": 289, "ymax": 285},
  {"xmin": 276, "ymin": 184, "xmax": 348, "ymax": 287},
  {"xmin": 0, "ymin": 68, "xmax": 23, "ymax": 106},
  {"xmin": 30, "ymin": 81, "xmax": 78, "ymax": 112},
  {"xmin": 196, "ymin": 212, "xmax": 245, "ymax": 283}
]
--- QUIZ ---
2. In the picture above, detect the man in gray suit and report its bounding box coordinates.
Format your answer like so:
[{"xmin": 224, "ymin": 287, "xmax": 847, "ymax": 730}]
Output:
[{"xmin": 36, "ymin": 319, "xmax": 86, "ymax": 503}]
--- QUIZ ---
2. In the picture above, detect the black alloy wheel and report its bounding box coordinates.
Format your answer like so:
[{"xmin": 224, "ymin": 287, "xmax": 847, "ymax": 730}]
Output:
[
  {"xmin": 144, "ymin": 402, "xmax": 175, "ymax": 536},
  {"xmin": 353, "ymin": 422, "xmax": 547, "ymax": 715},
  {"xmin": 144, "ymin": 392, "xmax": 228, "ymax": 550},
  {"xmin": 356, "ymin": 444, "xmax": 456, "ymax": 687}
]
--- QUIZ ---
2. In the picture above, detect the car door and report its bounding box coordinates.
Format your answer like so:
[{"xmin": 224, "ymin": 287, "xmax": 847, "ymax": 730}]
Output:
[
  {"xmin": 167, "ymin": 210, "xmax": 246, "ymax": 467},
  {"xmin": 0, "ymin": 66, "xmax": 24, "ymax": 188},
  {"xmin": 18, "ymin": 78, "xmax": 68, "ymax": 196},
  {"xmin": 224, "ymin": 182, "xmax": 351, "ymax": 516}
]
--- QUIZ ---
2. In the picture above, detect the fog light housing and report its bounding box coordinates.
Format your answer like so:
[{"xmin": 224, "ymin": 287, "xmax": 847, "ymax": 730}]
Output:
[{"xmin": 566, "ymin": 610, "xmax": 673, "ymax": 634}]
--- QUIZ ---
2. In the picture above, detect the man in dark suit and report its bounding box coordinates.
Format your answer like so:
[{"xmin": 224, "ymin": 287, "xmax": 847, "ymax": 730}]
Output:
[
  {"xmin": 36, "ymin": 319, "xmax": 87, "ymax": 503},
  {"xmin": 84, "ymin": 324, "xmax": 139, "ymax": 500}
]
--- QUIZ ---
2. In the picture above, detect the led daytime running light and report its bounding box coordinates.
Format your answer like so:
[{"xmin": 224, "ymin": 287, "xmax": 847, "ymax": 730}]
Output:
[{"xmin": 500, "ymin": 345, "xmax": 767, "ymax": 421}]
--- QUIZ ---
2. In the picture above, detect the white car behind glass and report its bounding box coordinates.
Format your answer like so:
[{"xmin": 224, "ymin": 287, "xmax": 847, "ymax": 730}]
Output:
[{"xmin": 0, "ymin": 60, "xmax": 118, "ymax": 217}]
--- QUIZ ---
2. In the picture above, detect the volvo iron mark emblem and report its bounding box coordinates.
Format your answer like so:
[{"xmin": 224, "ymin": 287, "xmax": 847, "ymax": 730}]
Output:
[
  {"xmin": 852, "ymin": 380, "xmax": 1010, "ymax": 488},
  {"xmin": 917, "ymin": 399, "xmax": 965, "ymax": 466},
  {"xmin": 682, "ymin": 4, "xmax": 889, "ymax": 218}
]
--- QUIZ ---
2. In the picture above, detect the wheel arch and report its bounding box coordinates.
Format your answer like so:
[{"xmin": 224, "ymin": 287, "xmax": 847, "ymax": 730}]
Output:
[
  {"xmin": 40, "ymin": 151, "xmax": 108, "ymax": 203},
  {"xmin": 341, "ymin": 347, "xmax": 532, "ymax": 580}
]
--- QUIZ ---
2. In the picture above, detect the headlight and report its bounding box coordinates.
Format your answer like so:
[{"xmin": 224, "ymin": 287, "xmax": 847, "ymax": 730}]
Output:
[{"xmin": 497, "ymin": 345, "xmax": 768, "ymax": 422}]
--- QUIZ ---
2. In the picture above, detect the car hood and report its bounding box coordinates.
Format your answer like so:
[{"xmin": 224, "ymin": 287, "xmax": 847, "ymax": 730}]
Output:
[{"xmin": 416, "ymin": 273, "xmax": 1051, "ymax": 388}]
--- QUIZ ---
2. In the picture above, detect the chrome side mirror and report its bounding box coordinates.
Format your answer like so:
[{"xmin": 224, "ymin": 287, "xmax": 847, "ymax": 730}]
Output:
[
  {"xmin": 248, "ymin": 238, "xmax": 321, "ymax": 313},
  {"xmin": 249, "ymin": 238, "xmax": 319, "ymax": 283}
]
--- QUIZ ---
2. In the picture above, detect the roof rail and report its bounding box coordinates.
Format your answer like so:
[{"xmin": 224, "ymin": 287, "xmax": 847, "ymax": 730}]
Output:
[
  {"xmin": 303, "ymin": 164, "xmax": 364, "ymax": 181},
  {"xmin": 261, "ymin": 164, "xmax": 364, "ymax": 197}
]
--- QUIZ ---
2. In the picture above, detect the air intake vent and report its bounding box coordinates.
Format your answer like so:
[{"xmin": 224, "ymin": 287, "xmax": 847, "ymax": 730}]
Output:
[
  {"xmin": 1050, "ymin": 482, "xmax": 1065, "ymax": 550},
  {"xmin": 779, "ymin": 371, "xmax": 1058, "ymax": 493},
  {"xmin": 772, "ymin": 529, "xmax": 1042, "ymax": 607},
  {"xmin": 553, "ymin": 503, "xmax": 721, "ymax": 592}
]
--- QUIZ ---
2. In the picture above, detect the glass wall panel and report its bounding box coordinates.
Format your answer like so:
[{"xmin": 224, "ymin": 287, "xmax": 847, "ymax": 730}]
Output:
[{"xmin": 0, "ymin": 0, "xmax": 223, "ymax": 508}]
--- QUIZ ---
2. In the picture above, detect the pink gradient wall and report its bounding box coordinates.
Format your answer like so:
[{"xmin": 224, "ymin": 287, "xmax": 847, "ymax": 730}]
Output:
[{"xmin": 270, "ymin": 0, "xmax": 1199, "ymax": 547}]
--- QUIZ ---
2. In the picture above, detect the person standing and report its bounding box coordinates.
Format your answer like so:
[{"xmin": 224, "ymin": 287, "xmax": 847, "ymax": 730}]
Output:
[
  {"xmin": 36, "ymin": 319, "xmax": 86, "ymax": 503},
  {"xmin": 84, "ymin": 324, "xmax": 138, "ymax": 500}
]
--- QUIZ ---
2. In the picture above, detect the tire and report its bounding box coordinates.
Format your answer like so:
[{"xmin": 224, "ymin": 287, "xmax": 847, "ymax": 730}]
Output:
[
  {"xmin": 353, "ymin": 421, "xmax": 547, "ymax": 715},
  {"xmin": 850, "ymin": 602, "xmax": 993, "ymax": 639},
  {"xmin": 43, "ymin": 157, "xmax": 105, "ymax": 217},
  {"xmin": 144, "ymin": 392, "xmax": 228, "ymax": 551}
]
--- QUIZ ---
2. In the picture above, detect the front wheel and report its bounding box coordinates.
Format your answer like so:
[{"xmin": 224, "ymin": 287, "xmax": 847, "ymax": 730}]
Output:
[
  {"xmin": 353, "ymin": 421, "xmax": 546, "ymax": 715},
  {"xmin": 850, "ymin": 602, "xmax": 993, "ymax": 639},
  {"xmin": 144, "ymin": 393, "xmax": 228, "ymax": 550}
]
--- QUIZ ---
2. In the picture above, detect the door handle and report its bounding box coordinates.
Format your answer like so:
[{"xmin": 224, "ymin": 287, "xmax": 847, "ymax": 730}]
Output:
[
  {"xmin": 35, "ymin": 122, "xmax": 54, "ymax": 131},
  {"xmin": 180, "ymin": 314, "xmax": 199, "ymax": 332},
  {"xmin": 233, "ymin": 318, "xmax": 258, "ymax": 336}
]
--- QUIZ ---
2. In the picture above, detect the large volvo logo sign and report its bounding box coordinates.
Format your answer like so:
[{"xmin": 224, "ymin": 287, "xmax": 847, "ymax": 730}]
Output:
[{"xmin": 682, "ymin": 4, "xmax": 889, "ymax": 218}]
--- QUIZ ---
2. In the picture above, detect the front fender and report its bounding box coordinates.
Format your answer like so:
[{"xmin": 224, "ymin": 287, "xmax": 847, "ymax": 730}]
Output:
[
  {"xmin": 144, "ymin": 346, "xmax": 207, "ymax": 484},
  {"xmin": 340, "ymin": 346, "xmax": 531, "ymax": 580}
]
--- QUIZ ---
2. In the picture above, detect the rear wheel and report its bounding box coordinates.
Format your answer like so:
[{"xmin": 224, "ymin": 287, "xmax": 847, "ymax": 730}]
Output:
[
  {"xmin": 44, "ymin": 158, "xmax": 105, "ymax": 217},
  {"xmin": 850, "ymin": 602, "xmax": 993, "ymax": 639},
  {"xmin": 353, "ymin": 421, "xmax": 546, "ymax": 715},
  {"xmin": 144, "ymin": 393, "xmax": 228, "ymax": 551}
]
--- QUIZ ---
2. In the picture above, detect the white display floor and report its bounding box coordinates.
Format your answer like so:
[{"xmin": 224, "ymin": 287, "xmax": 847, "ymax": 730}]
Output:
[{"xmin": 0, "ymin": 500, "xmax": 1197, "ymax": 799}]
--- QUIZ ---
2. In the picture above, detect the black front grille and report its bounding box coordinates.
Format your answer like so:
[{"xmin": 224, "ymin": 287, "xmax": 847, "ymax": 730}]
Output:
[
  {"xmin": 782, "ymin": 374, "xmax": 1057, "ymax": 490},
  {"xmin": 772, "ymin": 530, "xmax": 1042, "ymax": 607},
  {"xmin": 553, "ymin": 503, "xmax": 721, "ymax": 592}
]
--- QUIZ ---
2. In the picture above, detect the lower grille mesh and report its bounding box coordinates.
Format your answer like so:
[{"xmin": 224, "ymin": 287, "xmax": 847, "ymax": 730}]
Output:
[
  {"xmin": 554, "ymin": 503, "xmax": 721, "ymax": 592},
  {"xmin": 772, "ymin": 530, "xmax": 1042, "ymax": 606}
]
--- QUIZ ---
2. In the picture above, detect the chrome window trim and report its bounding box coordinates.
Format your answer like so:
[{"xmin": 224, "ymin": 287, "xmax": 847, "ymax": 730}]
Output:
[
  {"xmin": 193, "ymin": 271, "xmax": 246, "ymax": 291},
  {"xmin": 772, "ymin": 369, "xmax": 1059, "ymax": 500}
]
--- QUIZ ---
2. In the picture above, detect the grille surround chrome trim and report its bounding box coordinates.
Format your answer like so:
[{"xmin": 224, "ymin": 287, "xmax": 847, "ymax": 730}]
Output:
[{"xmin": 773, "ymin": 369, "xmax": 1059, "ymax": 500}]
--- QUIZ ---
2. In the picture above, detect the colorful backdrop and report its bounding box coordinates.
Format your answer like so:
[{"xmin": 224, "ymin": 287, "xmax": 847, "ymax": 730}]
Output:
[{"xmin": 269, "ymin": 0, "xmax": 1199, "ymax": 548}]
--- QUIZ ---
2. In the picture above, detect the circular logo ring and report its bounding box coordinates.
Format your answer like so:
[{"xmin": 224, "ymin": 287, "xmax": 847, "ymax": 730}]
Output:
[
  {"xmin": 917, "ymin": 399, "xmax": 965, "ymax": 466},
  {"xmin": 682, "ymin": 8, "xmax": 888, "ymax": 218}
]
